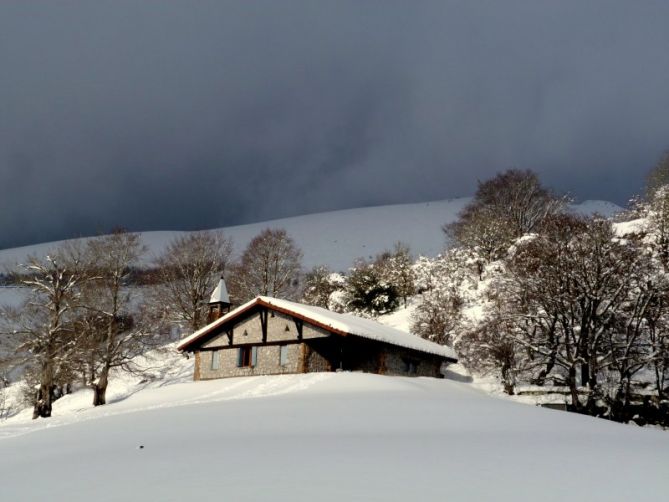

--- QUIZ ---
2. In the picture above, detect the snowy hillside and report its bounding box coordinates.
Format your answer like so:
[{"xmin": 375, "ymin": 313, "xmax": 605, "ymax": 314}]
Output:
[
  {"xmin": 0, "ymin": 371, "xmax": 666, "ymax": 501},
  {"xmin": 0, "ymin": 198, "xmax": 622, "ymax": 271}
]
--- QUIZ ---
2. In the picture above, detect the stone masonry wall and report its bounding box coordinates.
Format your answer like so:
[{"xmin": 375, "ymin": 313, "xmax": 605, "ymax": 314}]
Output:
[
  {"xmin": 382, "ymin": 347, "xmax": 442, "ymax": 377},
  {"xmin": 305, "ymin": 344, "xmax": 332, "ymax": 372},
  {"xmin": 201, "ymin": 309, "xmax": 329, "ymax": 349},
  {"xmin": 192, "ymin": 306, "xmax": 444, "ymax": 380},
  {"xmin": 198, "ymin": 343, "xmax": 302, "ymax": 380},
  {"xmin": 196, "ymin": 340, "xmax": 444, "ymax": 380}
]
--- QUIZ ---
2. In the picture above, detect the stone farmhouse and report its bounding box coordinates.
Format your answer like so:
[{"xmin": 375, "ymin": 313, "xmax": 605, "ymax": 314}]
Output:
[{"xmin": 177, "ymin": 279, "xmax": 458, "ymax": 380}]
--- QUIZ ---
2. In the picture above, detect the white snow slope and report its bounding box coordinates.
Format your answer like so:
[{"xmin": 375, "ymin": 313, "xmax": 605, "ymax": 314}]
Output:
[
  {"xmin": 0, "ymin": 370, "xmax": 666, "ymax": 501},
  {"xmin": 0, "ymin": 198, "xmax": 622, "ymax": 271}
]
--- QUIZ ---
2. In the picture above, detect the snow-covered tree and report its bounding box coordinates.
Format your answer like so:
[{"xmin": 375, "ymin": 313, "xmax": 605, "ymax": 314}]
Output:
[
  {"xmin": 411, "ymin": 249, "xmax": 478, "ymax": 345},
  {"xmin": 6, "ymin": 244, "xmax": 87, "ymax": 418},
  {"xmin": 343, "ymin": 260, "xmax": 398, "ymax": 316},
  {"xmin": 374, "ymin": 242, "xmax": 415, "ymax": 307},
  {"xmin": 641, "ymin": 185, "xmax": 669, "ymax": 268},
  {"xmin": 626, "ymin": 187, "xmax": 669, "ymax": 401},
  {"xmin": 480, "ymin": 215, "xmax": 658, "ymax": 410},
  {"xmin": 302, "ymin": 265, "xmax": 343, "ymax": 309},
  {"xmin": 645, "ymin": 289, "xmax": 669, "ymax": 402}
]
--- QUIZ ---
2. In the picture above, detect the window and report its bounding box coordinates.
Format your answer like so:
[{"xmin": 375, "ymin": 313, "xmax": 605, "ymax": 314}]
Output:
[
  {"xmin": 237, "ymin": 346, "xmax": 258, "ymax": 368},
  {"xmin": 279, "ymin": 345, "xmax": 289, "ymax": 366},
  {"xmin": 211, "ymin": 350, "xmax": 220, "ymax": 370}
]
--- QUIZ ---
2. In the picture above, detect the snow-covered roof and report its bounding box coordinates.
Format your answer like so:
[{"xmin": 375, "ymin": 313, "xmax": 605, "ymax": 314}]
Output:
[
  {"xmin": 178, "ymin": 296, "xmax": 457, "ymax": 361},
  {"xmin": 209, "ymin": 278, "xmax": 230, "ymax": 304}
]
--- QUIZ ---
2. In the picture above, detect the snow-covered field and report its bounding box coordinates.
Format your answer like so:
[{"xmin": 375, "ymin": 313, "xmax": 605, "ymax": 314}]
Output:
[
  {"xmin": 0, "ymin": 369, "xmax": 667, "ymax": 501},
  {"xmin": 4, "ymin": 196, "xmax": 656, "ymax": 501},
  {"xmin": 0, "ymin": 198, "xmax": 622, "ymax": 271},
  {"xmin": 1, "ymin": 300, "xmax": 665, "ymax": 501}
]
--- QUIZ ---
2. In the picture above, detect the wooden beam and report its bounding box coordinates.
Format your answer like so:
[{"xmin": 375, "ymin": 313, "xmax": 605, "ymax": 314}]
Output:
[
  {"xmin": 256, "ymin": 299, "xmax": 349, "ymax": 337},
  {"xmin": 178, "ymin": 301, "xmax": 259, "ymax": 352},
  {"xmin": 260, "ymin": 308, "xmax": 268, "ymax": 343},
  {"xmin": 193, "ymin": 352, "xmax": 201, "ymax": 381},
  {"xmin": 293, "ymin": 317, "xmax": 303, "ymax": 340},
  {"xmin": 299, "ymin": 343, "xmax": 310, "ymax": 373}
]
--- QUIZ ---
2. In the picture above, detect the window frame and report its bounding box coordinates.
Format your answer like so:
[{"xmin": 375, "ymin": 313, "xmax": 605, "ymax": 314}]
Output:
[
  {"xmin": 237, "ymin": 346, "xmax": 257, "ymax": 368},
  {"xmin": 279, "ymin": 344, "xmax": 289, "ymax": 366},
  {"xmin": 211, "ymin": 350, "xmax": 220, "ymax": 370}
]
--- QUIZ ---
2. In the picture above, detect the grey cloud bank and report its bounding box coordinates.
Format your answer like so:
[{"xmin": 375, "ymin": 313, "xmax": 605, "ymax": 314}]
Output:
[{"xmin": 1, "ymin": 1, "xmax": 668, "ymax": 249}]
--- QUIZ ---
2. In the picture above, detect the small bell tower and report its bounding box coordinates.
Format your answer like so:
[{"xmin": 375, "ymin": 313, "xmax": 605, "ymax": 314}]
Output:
[{"xmin": 207, "ymin": 277, "xmax": 231, "ymax": 324}]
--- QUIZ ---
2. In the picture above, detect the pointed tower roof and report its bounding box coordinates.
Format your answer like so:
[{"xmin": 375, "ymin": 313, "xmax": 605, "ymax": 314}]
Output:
[{"xmin": 209, "ymin": 277, "xmax": 230, "ymax": 305}]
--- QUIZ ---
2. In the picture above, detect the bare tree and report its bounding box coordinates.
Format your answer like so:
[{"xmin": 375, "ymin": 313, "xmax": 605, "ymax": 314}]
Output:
[
  {"xmin": 7, "ymin": 244, "xmax": 86, "ymax": 418},
  {"xmin": 493, "ymin": 216, "xmax": 647, "ymax": 410},
  {"xmin": 646, "ymin": 290, "xmax": 669, "ymax": 402},
  {"xmin": 447, "ymin": 203, "xmax": 517, "ymax": 262},
  {"xmin": 152, "ymin": 231, "xmax": 233, "ymax": 333},
  {"xmin": 458, "ymin": 316, "xmax": 529, "ymax": 395},
  {"xmin": 633, "ymin": 188, "xmax": 669, "ymax": 401},
  {"xmin": 228, "ymin": 228, "xmax": 302, "ymax": 302},
  {"xmin": 79, "ymin": 230, "xmax": 151, "ymax": 406},
  {"xmin": 446, "ymin": 169, "xmax": 566, "ymax": 261},
  {"xmin": 645, "ymin": 151, "xmax": 669, "ymax": 200}
]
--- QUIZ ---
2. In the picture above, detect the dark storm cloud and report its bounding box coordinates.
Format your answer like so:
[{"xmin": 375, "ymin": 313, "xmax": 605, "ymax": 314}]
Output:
[{"xmin": 1, "ymin": 1, "xmax": 669, "ymax": 248}]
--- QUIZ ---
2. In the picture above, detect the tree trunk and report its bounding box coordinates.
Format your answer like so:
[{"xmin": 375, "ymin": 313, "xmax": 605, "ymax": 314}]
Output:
[
  {"xmin": 581, "ymin": 361, "xmax": 589, "ymax": 387},
  {"xmin": 655, "ymin": 363, "xmax": 666, "ymax": 402},
  {"xmin": 92, "ymin": 366, "xmax": 110, "ymax": 406},
  {"xmin": 32, "ymin": 383, "xmax": 53, "ymax": 419},
  {"xmin": 533, "ymin": 350, "xmax": 557, "ymax": 386},
  {"xmin": 567, "ymin": 366, "xmax": 580, "ymax": 411},
  {"xmin": 33, "ymin": 361, "xmax": 55, "ymax": 419},
  {"xmin": 501, "ymin": 361, "xmax": 515, "ymax": 395}
]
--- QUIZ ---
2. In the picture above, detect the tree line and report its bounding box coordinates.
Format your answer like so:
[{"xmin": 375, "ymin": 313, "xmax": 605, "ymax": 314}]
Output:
[
  {"xmin": 304, "ymin": 153, "xmax": 669, "ymax": 426},
  {"xmin": 411, "ymin": 157, "xmax": 669, "ymax": 425},
  {"xmin": 4, "ymin": 152, "xmax": 669, "ymax": 425},
  {"xmin": 0, "ymin": 215, "xmax": 419, "ymax": 419},
  {"xmin": 0, "ymin": 228, "xmax": 303, "ymax": 418}
]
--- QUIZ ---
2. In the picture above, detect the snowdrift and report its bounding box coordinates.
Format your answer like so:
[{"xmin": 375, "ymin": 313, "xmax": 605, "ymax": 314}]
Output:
[{"xmin": 0, "ymin": 372, "xmax": 666, "ymax": 501}]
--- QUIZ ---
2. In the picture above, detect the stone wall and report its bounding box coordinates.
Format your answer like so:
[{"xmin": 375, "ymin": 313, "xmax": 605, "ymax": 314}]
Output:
[
  {"xmin": 304, "ymin": 344, "xmax": 332, "ymax": 372},
  {"xmin": 197, "ymin": 342, "xmax": 303, "ymax": 380},
  {"xmin": 267, "ymin": 310, "xmax": 330, "ymax": 341},
  {"xmin": 191, "ymin": 305, "xmax": 445, "ymax": 380},
  {"xmin": 201, "ymin": 309, "xmax": 329, "ymax": 349},
  {"xmin": 195, "ymin": 339, "xmax": 444, "ymax": 380},
  {"xmin": 382, "ymin": 346, "xmax": 442, "ymax": 378}
]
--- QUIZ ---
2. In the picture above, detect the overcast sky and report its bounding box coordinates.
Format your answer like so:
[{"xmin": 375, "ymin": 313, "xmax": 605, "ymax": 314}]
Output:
[{"xmin": 1, "ymin": 1, "xmax": 669, "ymax": 249}]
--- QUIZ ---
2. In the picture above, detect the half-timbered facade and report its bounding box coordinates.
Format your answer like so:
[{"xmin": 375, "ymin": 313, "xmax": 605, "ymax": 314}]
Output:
[{"xmin": 177, "ymin": 292, "xmax": 457, "ymax": 380}]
